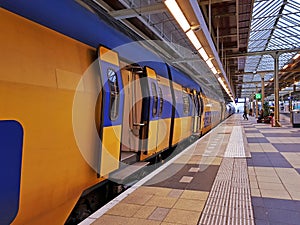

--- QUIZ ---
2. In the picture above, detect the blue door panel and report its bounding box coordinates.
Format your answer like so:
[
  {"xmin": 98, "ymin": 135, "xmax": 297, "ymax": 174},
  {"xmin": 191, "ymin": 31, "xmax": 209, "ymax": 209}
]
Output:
[{"xmin": 0, "ymin": 120, "xmax": 23, "ymax": 225}]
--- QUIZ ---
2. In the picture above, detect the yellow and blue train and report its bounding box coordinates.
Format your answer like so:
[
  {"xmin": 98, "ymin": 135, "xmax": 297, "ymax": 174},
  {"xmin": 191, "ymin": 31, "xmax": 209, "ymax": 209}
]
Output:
[{"xmin": 0, "ymin": 0, "xmax": 235, "ymax": 224}]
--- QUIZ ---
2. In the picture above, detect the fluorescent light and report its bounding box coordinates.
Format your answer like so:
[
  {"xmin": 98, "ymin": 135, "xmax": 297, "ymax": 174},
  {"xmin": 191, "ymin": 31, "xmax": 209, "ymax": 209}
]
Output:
[
  {"xmin": 206, "ymin": 59, "xmax": 214, "ymax": 69},
  {"xmin": 218, "ymin": 77, "xmax": 223, "ymax": 84},
  {"xmin": 164, "ymin": 0, "xmax": 190, "ymax": 32},
  {"xmin": 283, "ymin": 64, "xmax": 288, "ymax": 69},
  {"xmin": 186, "ymin": 30, "xmax": 202, "ymax": 50},
  {"xmin": 198, "ymin": 48, "xmax": 209, "ymax": 61},
  {"xmin": 293, "ymin": 53, "xmax": 300, "ymax": 60},
  {"xmin": 211, "ymin": 67, "xmax": 217, "ymax": 74},
  {"xmin": 218, "ymin": 77, "xmax": 232, "ymax": 98}
]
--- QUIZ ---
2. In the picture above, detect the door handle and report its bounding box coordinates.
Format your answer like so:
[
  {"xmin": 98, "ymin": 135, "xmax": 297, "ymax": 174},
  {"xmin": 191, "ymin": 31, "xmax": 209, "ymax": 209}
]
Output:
[{"xmin": 133, "ymin": 123, "xmax": 145, "ymax": 126}]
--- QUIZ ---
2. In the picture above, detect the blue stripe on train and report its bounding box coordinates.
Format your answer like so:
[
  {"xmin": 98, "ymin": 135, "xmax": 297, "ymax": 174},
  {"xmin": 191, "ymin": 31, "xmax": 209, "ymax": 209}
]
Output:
[{"xmin": 0, "ymin": 121, "xmax": 23, "ymax": 225}]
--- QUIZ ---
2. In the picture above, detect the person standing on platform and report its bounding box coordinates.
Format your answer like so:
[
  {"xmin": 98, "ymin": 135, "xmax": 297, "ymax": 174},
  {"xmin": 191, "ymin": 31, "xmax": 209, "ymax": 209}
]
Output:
[{"xmin": 243, "ymin": 105, "xmax": 248, "ymax": 120}]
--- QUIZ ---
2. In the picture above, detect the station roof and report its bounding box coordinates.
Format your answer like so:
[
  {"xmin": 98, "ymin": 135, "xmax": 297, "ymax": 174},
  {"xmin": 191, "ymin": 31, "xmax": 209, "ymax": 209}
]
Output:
[
  {"xmin": 238, "ymin": 0, "xmax": 300, "ymax": 99},
  {"xmin": 80, "ymin": 0, "xmax": 300, "ymax": 101}
]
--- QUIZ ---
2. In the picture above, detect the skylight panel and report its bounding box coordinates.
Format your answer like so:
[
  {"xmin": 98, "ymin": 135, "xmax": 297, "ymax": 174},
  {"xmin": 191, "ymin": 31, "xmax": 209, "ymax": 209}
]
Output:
[
  {"xmin": 243, "ymin": 74, "xmax": 255, "ymax": 82},
  {"xmin": 245, "ymin": 55, "xmax": 261, "ymax": 72},
  {"xmin": 289, "ymin": 13, "xmax": 300, "ymax": 22}
]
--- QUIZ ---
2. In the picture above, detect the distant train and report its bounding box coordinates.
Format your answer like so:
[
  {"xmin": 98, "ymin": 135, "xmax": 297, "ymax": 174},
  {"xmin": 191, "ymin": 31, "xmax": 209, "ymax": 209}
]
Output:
[{"xmin": 1, "ymin": 1, "xmax": 234, "ymax": 224}]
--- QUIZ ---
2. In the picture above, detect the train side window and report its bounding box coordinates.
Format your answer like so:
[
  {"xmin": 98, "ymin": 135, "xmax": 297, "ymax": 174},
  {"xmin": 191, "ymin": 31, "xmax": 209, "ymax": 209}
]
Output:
[
  {"xmin": 182, "ymin": 91, "xmax": 190, "ymax": 115},
  {"xmin": 158, "ymin": 87, "xmax": 163, "ymax": 117},
  {"xmin": 107, "ymin": 68, "xmax": 120, "ymax": 120},
  {"xmin": 199, "ymin": 95, "xmax": 204, "ymax": 115},
  {"xmin": 151, "ymin": 83, "xmax": 158, "ymax": 117}
]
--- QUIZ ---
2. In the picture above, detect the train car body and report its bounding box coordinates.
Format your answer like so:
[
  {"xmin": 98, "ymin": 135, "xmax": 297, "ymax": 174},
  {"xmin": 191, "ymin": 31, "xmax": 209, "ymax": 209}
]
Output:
[{"xmin": 1, "ymin": 1, "xmax": 234, "ymax": 224}]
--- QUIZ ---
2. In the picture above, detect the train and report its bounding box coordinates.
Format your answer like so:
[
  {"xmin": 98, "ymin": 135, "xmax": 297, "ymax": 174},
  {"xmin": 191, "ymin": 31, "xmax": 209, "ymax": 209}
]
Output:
[{"xmin": 0, "ymin": 0, "xmax": 235, "ymax": 224}]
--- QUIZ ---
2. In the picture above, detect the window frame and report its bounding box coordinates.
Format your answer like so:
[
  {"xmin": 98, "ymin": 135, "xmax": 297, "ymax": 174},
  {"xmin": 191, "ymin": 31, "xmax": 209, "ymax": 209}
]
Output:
[{"xmin": 107, "ymin": 68, "xmax": 120, "ymax": 121}]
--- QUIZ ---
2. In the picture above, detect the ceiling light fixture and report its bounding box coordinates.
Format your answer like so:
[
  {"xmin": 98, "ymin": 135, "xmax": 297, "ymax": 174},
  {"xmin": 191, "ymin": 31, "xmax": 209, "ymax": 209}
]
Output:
[
  {"xmin": 186, "ymin": 30, "xmax": 202, "ymax": 50},
  {"xmin": 206, "ymin": 59, "xmax": 214, "ymax": 69},
  {"xmin": 211, "ymin": 67, "xmax": 217, "ymax": 74},
  {"xmin": 293, "ymin": 53, "xmax": 300, "ymax": 60},
  {"xmin": 198, "ymin": 48, "xmax": 209, "ymax": 61},
  {"xmin": 164, "ymin": 0, "xmax": 190, "ymax": 32}
]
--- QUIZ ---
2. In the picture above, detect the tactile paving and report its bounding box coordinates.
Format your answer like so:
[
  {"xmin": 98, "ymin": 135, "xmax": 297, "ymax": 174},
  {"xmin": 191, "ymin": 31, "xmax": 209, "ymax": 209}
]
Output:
[
  {"xmin": 198, "ymin": 158, "xmax": 254, "ymax": 225},
  {"xmin": 224, "ymin": 126, "xmax": 247, "ymax": 157}
]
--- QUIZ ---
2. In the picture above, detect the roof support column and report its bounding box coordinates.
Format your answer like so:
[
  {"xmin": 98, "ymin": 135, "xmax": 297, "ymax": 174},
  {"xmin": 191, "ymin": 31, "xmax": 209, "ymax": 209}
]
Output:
[
  {"xmin": 256, "ymin": 84, "xmax": 259, "ymax": 118},
  {"xmin": 272, "ymin": 53, "xmax": 281, "ymax": 127},
  {"xmin": 250, "ymin": 92, "xmax": 254, "ymax": 116},
  {"xmin": 261, "ymin": 74, "xmax": 265, "ymax": 106}
]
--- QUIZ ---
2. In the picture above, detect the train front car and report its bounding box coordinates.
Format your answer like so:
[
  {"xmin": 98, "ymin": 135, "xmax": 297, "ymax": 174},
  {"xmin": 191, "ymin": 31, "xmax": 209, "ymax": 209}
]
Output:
[
  {"xmin": 1, "ymin": 2, "xmax": 110, "ymax": 224},
  {"xmin": 1, "ymin": 1, "xmax": 174, "ymax": 224},
  {"xmin": 1, "ymin": 0, "xmax": 231, "ymax": 224}
]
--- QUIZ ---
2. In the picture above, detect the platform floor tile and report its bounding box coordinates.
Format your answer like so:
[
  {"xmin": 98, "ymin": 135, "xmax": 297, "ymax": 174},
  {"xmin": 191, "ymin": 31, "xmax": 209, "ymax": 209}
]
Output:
[
  {"xmin": 92, "ymin": 186, "xmax": 209, "ymax": 225},
  {"xmin": 133, "ymin": 206, "xmax": 156, "ymax": 219},
  {"xmin": 164, "ymin": 208, "xmax": 200, "ymax": 225},
  {"xmin": 281, "ymin": 153, "xmax": 300, "ymax": 168},
  {"xmin": 92, "ymin": 215, "xmax": 161, "ymax": 225},
  {"xmin": 105, "ymin": 203, "xmax": 142, "ymax": 217},
  {"xmin": 267, "ymin": 137, "xmax": 300, "ymax": 144},
  {"xmin": 252, "ymin": 197, "xmax": 300, "ymax": 225},
  {"xmin": 148, "ymin": 207, "xmax": 170, "ymax": 221},
  {"xmin": 243, "ymin": 114, "xmax": 300, "ymax": 225},
  {"xmin": 145, "ymin": 195, "xmax": 177, "ymax": 208},
  {"xmin": 145, "ymin": 164, "xmax": 219, "ymax": 192}
]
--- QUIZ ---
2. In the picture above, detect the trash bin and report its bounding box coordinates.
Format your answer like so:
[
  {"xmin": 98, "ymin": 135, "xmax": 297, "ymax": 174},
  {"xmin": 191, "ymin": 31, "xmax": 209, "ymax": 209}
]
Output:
[{"xmin": 291, "ymin": 109, "xmax": 300, "ymax": 128}]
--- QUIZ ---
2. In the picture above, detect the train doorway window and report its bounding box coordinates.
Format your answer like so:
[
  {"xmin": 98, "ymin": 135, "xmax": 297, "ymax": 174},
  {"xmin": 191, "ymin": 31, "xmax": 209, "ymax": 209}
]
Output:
[
  {"xmin": 107, "ymin": 68, "xmax": 120, "ymax": 120},
  {"xmin": 151, "ymin": 83, "xmax": 158, "ymax": 117},
  {"xmin": 182, "ymin": 91, "xmax": 190, "ymax": 115},
  {"xmin": 158, "ymin": 87, "xmax": 164, "ymax": 117}
]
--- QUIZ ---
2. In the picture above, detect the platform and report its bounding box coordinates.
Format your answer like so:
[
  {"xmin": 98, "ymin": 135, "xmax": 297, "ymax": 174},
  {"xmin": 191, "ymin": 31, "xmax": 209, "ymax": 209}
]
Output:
[{"xmin": 80, "ymin": 114, "xmax": 300, "ymax": 225}]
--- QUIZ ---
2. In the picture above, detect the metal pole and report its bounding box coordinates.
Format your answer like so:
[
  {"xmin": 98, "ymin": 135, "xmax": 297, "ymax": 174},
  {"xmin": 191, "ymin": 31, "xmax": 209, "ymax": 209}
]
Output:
[
  {"xmin": 289, "ymin": 92, "xmax": 292, "ymax": 111},
  {"xmin": 250, "ymin": 93, "xmax": 253, "ymax": 116},
  {"xmin": 274, "ymin": 53, "xmax": 281, "ymax": 127},
  {"xmin": 253, "ymin": 99, "xmax": 256, "ymax": 117},
  {"xmin": 261, "ymin": 74, "xmax": 265, "ymax": 106},
  {"xmin": 256, "ymin": 84, "xmax": 259, "ymax": 118},
  {"xmin": 209, "ymin": 0, "xmax": 211, "ymax": 35},
  {"xmin": 217, "ymin": 17, "xmax": 219, "ymax": 53}
]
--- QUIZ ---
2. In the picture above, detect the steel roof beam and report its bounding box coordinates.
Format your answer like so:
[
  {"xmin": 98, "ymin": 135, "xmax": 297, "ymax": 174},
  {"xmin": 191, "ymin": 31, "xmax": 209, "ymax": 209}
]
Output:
[
  {"xmin": 227, "ymin": 48, "xmax": 300, "ymax": 58},
  {"xmin": 109, "ymin": 2, "xmax": 166, "ymax": 20},
  {"xmin": 234, "ymin": 81, "xmax": 271, "ymax": 84},
  {"xmin": 172, "ymin": 57, "xmax": 201, "ymax": 63},
  {"xmin": 231, "ymin": 70, "xmax": 274, "ymax": 76},
  {"xmin": 200, "ymin": 0, "xmax": 234, "ymax": 6}
]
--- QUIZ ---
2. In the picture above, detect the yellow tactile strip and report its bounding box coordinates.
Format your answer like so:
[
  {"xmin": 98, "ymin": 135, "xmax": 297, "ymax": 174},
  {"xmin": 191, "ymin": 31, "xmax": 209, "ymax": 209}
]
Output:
[
  {"xmin": 92, "ymin": 186, "xmax": 209, "ymax": 225},
  {"xmin": 199, "ymin": 158, "xmax": 254, "ymax": 225}
]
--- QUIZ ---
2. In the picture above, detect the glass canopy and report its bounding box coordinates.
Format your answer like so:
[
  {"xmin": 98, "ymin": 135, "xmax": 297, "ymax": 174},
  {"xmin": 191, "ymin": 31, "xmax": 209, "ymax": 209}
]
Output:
[{"xmin": 243, "ymin": 0, "xmax": 300, "ymax": 97}]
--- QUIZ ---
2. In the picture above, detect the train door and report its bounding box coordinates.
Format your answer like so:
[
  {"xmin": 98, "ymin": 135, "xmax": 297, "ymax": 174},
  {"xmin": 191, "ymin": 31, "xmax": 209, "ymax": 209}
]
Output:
[
  {"xmin": 121, "ymin": 65, "xmax": 144, "ymax": 156},
  {"xmin": 192, "ymin": 90, "xmax": 200, "ymax": 135},
  {"xmin": 140, "ymin": 67, "xmax": 160, "ymax": 160},
  {"xmin": 198, "ymin": 93, "xmax": 203, "ymax": 134},
  {"xmin": 97, "ymin": 46, "xmax": 124, "ymax": 176}
]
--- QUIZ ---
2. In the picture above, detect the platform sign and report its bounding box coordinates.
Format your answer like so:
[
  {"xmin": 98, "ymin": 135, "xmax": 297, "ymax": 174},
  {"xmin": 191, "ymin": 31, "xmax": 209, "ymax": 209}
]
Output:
[
  {"xmin": 255, "ymin": 93, "xmax": 262, "ymax": 100},
  {"xmin": 235, "ymin": 98, "xmax": 246, "ymax": 103}
]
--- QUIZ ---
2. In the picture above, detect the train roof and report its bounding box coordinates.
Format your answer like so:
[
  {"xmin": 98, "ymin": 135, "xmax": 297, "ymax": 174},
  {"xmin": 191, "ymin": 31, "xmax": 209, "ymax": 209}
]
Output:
[
  {"xmin": 169, "ymin": 66, "xmax": 201, "ymax": 92},
  {"xmin": 3, "ymin": 0, "xmax": 202, "ymax": 89},
  {"xmin": 3, "ymin": 1, "xmax": 163, "ymax": 66}
]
